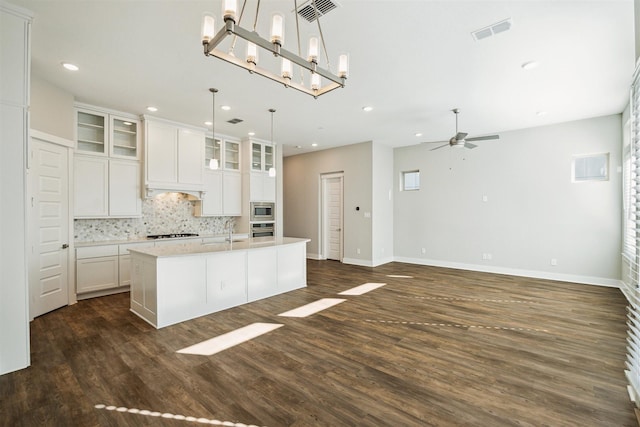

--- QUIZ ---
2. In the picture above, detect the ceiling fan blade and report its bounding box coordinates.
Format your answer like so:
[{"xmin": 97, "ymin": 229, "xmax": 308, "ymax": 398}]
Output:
[
  {"xmin": 430, "ymin": 143, "xmax": 449, "ymax": 151},
  {"xmin": 455, "ymin": 132, "xmax": 468, "ymax": 141},
  {"xmin": 464, "ymin": 142, "xmax": 478, "ymax": 149},
  {"xmin": 466, "ymin": 134, "xmax": 500, "ymax": 142}
]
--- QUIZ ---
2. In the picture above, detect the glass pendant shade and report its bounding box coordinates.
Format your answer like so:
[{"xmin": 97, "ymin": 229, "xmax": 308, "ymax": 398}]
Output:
[
  {"xmin": 281, "ymin": 58, "xmax": 292, "ymax": 79},
  {"xmin": 201, "ymin": 13, "xmax": 215, "ymax": 42},
  {"xmin": 311, "ymin": 73, "xmax": 321, "ymax": 90},
  {"xmin": 307, "ymin": 37, "xmax": 319, "ymax": 62},
  {"xmin": 268, "ymin": 166, "xmax": 276, "ymax": 177},
  {"xmin": 338, "ymin": 54, "xmax": 349, "ymax": 78},
  {"xmin": 222, "ymin": 0, "xmax": 237, "ymax": 21},
  {"xmin": 270, "ymin": 13, "xmax": 284, "ymax": 44},
  {"xmin": 246, "ymin": 42, "xmax": 258, "ymax": 64},
  {"xmin": 209, "ymin": 158, "xmax": 219, "ymax": 170}
]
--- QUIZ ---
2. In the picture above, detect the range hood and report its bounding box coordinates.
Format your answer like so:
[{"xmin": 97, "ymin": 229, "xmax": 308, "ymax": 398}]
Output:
[{"xmin": 144, "ymin": 185, "xmax": 204, "ymax": 200}]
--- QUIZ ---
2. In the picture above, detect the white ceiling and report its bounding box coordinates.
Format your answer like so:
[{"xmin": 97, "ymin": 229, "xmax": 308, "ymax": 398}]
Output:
[{"xmin": 12, "ymin": 0, "xmax": 636, "ymax": 156}]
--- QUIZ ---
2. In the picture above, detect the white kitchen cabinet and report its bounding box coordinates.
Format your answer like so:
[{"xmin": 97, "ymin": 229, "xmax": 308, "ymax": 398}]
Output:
[
  {"xmin": 74, "ymin": 156, "xmax": 108, "ymax": 217},
  {"xmin": 195, "ymin": 170, "xmax": 242, "ymax": 217},
  {"xmin": 118, "ymin": 242, "xmax": 154, "ymax": 286},
  {"xmin": 250, "ymin": 141, "xmax": 274, "ymax": 172},
  {"xmin": 144, "ymin": 118, "xmax": 205, "ymax": 194},
  {"xmin": 74, "ymin": 155, "xmax": 141, "ymax": 218},
  {"xmin": 76, "ymin": 245, "xmax": 119, "ymax": 294},
  {"xmin": 75, "ymin": 106, "xmax": 140, "ymax": 159},
  {"xmin": 224, "ymin": 139, "xmax": 240, "ymax": 170},
  {"xmin": 250, "ymin": 172, "xmax": 276, "ymax": 202},
  {"xmin": 207, "ymin": 251, "xmax": 247, "ymax": 312}
]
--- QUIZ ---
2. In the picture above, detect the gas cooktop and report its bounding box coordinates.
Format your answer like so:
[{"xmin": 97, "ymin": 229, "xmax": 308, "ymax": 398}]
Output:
[{"xmin": 146, "ymin": 233, "xmax": 199, "ymax": 240}]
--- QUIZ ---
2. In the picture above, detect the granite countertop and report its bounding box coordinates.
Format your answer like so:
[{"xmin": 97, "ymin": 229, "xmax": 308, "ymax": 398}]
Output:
[
  {"xmin": 74, "ymin": 233, "xmax": 248, "ymax": 248},
  {"xmin": 128, "ymin": 237, "xmax": 310, "ymax": 258}
]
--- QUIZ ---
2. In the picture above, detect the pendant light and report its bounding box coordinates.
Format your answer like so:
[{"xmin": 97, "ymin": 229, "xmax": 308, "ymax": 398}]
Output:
[
  {"xmin": 209, "ymin": 88, "xmax": 219, "ymax": 170},
  {"xmin": 268, "ymin": 108, "xmax": 276, "ymax": 177}
]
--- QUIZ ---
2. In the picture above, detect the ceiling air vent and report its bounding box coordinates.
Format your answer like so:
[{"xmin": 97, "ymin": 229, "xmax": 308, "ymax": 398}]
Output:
[
  {"xmin": 471, "ymin": 18, "xmax": 512, "ymax": 41},
  {"xmin": 227, "ymin": 118, "xmax": 243, "ymax": 124},
  {"xmin": 295, "ymin": 0, "xmax": 339, "ymax": 23}
]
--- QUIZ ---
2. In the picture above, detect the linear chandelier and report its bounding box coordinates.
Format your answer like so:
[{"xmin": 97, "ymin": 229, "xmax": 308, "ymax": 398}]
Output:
[{"xmin": 201, "ymin": 0, "xmax": 348, "ymax": 98}]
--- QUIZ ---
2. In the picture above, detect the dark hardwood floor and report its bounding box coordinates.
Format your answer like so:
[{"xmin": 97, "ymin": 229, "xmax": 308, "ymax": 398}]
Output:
[{"xmin": 0, "ymin": 260, "xmax": 636, "ymax": 426}]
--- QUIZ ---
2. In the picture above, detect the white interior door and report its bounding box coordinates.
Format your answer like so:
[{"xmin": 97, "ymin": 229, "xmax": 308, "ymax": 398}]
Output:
[
  {"xmin": 322, "ymin": 174, "xmax": 343, "ymax": 261},
  {"xmin": 29, "ymin": 138, "xmax": 70, "ymax": 318}
]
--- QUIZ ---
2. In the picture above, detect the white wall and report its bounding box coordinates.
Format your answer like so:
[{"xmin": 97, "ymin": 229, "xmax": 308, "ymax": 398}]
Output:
[
  {"xmin": 394, "ymin": 115, "xmax": 622, "ymax": 286},
  {"xmin": 372, "ymin": 142, "xmax": 394, "ymax": 266},
  {"xmin": 30, "ymin": 76, "xmax": 74, "ymax": 140},
  {"xmin": 283, "ymin": 142, "xmax": 373, "ymax": 263}
]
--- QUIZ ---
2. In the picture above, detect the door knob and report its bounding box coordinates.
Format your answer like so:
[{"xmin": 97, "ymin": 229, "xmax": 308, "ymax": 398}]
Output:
[{"xmin": 62, "ymin": 244, "xmax": 69, "ymax": 249}]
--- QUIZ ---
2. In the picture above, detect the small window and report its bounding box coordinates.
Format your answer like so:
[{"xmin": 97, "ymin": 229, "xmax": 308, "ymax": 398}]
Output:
[
  {"xmin": 401, "ymin": 170, "xmax": 420, "ymax": 191},
  {"xmin": 572, "ymin": 153, "xmax": 609, "ymax": 182}
]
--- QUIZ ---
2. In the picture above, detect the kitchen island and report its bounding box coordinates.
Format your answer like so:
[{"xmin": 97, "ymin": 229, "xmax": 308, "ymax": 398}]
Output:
[{"xmin": 128, "ymin": 237, "xmax": 310, "ymax": 328}]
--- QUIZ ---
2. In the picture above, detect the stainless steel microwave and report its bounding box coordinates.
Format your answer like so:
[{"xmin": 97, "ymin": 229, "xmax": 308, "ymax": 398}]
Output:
[{"xmin": 250, "ymin": 202, "xmax": 275, "ymax": 222}]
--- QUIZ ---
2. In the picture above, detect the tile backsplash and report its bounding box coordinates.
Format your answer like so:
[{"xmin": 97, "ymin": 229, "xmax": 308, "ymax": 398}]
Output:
[{"xmin": 74, "ymin": 193, "xmax": 235, "ymax": 242}]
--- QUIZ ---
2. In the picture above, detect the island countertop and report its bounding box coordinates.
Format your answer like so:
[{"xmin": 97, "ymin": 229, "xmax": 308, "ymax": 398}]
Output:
[{"xmin": 128, "ymin": 236, "xmax": 310, "ymax": 258}]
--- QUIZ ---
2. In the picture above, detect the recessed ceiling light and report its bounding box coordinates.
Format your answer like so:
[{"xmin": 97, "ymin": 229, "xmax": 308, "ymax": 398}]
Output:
[
  {"xmin": 221, "ymin": 105, "xmax": 231, "ymax": 111},
  {"xmin": 311, "ymin": 143, "xmax": 318, "ymax": 147},
  {"xmin": 204, "ymin": 121, "xmax": 212, "ymax": 126},
  {"xmin": 521, "ymin": 61, "xmax": 539, "ymax": 70},
  {"xmin": 415, "ymin": 132, "xmax": 423, "ymax": 137},
  {"xmin": 362, "ymin": 106, "xmax": 373, "ymax": 112},
  {"xmin": 248, "ymin": 131, "xmax": 255, "ymax": 136},
  {"xmin": 146, "ymin": 106, "xmax": 158, "ymax": 112},
  {"xmin": 61, "ymin": 62, "xmax": 79, "ymax": 71}
]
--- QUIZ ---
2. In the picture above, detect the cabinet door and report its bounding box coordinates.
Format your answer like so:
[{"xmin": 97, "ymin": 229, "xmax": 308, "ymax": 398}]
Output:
[
  {"xmin": 224, "ymin": 140, "xmax": 240, "ymax": 170},
  {"xmin": 263, "ymin": 174, "xmax": 276, "ymax": 202},
  {"xmin": 76, "ymin": 109, "xmax": 108, "ymax": 155},
  {"xmin": 205, "ymin": 136, "xmax": 222, "ymax": 169},
  {"xmin": 223, "ymin": 172, "xmax": 242, "ymax": 216},
  {"xmin": 250, "ymin": 173, "xmax": 276, "ymax": 202},
  {"xmin": 146, "ymin": 120, "xmax": 177, "ymax": 184},
  {"xmin": 177, "ymin": 128, "xmax": 204, "ymax": 185},
  {"xmin": 111, "ymin": 116, "xmax": 139, "ymax": 159},
  {"xmin": 251, "ymin": 142, "xmax": 262, "ymax": 171},
  {"xmin": 200, "ymin": 171, "xmax": 223, "ymax": 216},
  {"xmin": 207, "ymin": 251, "xmax": 247, "ymax": 311},
  {"xmin": 109, "ymin": 159, "xmax": 141, "ymax": 217},
  {"xmin": 76, "ymin": 256, "xmax": 119, "ymax": 293},
  {"xmin": 74, "ymin": 156, "xmax": 108, "ymax": 217}
]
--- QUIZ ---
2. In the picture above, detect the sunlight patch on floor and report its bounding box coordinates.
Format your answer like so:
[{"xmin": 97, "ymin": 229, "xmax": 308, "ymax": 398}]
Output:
[
  {"xmin": 278, "ymin": 298, "xmax": 346, "ymax": 318},
  {"xmin": 386, "ymin": 274, "xmax": 414, "ymax": 278},
  {"xmin": 176, "ymin": 322, "xmax": 283, "ymax": 356},
  {"xmin": 339, "ymin": 283, "xmax": 386, "ymax": 295}
]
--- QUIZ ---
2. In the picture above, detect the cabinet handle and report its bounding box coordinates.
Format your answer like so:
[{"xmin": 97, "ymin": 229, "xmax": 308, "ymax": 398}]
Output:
[{"xmin": 62, "ymin": 244, "xmax": 69, "ymax": 249}]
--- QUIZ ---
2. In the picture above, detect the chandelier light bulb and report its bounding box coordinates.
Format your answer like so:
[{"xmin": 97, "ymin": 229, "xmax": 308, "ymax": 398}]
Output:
[
  {"xmin": 222, "ymin": 0, "xmax": 237, "ymax": 21},
  {"xmin": 311, "ymin": 73, "xmax": 321, "ymax": 91},
  {"xmin": 246, "ymin": 42, "xmax": 258, "ymax": 65},
  {"xmin": 201, "ymin": 13, "xmax": 215, "ymax": 43},
  {"xmin": 307, "ymin": 37, "xmax": 319, "ymax": 62},
  {"xmin": 270, "ymin": 12, "xmax": 284, "ymax": 45},
  {"xmin": 338, "ymin": 54, "xmax": 349, "ymax": 78},
  {"xmin": 281, "ymin": 58, "xmax": 292, "ymax": 79}
]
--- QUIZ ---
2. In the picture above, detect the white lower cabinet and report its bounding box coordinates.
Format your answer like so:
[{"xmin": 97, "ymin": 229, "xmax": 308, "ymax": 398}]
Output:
[
  {"xmin": 76, "ymin": 245, "xmax": 119, "ymax": 294},
  {"xmin": 247, "ymin": 248, "xmax": 278, "ymax": 301},
  {"xmin": 118, "ymin": 242, "xmax": 155, "ymax": 286},
  {"xmin": 207, "ymin": 251, "xmax": 247, "ymax": 311}
]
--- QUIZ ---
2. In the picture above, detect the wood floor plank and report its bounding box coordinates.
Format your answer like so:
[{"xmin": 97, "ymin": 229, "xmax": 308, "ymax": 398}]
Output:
[{"xmin": 0, "ymin": 260, "xmax": 636, "ymax": 426}]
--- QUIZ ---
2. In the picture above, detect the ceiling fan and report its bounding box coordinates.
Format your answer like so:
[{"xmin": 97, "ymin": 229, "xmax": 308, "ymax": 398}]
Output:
[{"xmin": 424, "ymin": 109, "xmax": 500, "ymax": 150}]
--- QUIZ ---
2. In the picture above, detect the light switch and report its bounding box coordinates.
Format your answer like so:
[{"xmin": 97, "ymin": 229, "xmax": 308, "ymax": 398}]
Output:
[
  {"xmin": 482, "ymin": 195, "xmax": 488, "ymax": 202},
  {"xmin": 364, "ymin": 212, "xmax": 371, "ymax": 218}
]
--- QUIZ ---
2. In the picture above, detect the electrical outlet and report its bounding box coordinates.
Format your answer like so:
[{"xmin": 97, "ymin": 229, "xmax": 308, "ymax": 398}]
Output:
[
  {"xmin": 357, "ymin": 248, "xmax": 361, "ymax": 254},
  {"xmin": 421, "ymin": 248, "xmax": 426, "ymax": 254},
  {"xmin": 551, "ymin": 258, "xmax": 557, "ymax": 266}
]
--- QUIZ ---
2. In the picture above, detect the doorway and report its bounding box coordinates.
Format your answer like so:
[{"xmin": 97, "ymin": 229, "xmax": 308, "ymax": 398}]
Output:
[
  {"xmin": 321, "ymin": 173, "xmax": 343, "ymax": 261},
  {"xmin": 28, "ymin": 133, "xmax": 72, "ymax": 318}
]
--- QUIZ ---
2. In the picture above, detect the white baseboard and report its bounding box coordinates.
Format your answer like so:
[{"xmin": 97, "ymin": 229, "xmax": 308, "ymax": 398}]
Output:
[
  {"xmin": 393, "ymin": 256, "xmax": 623, "ymax": 288},
  {"xmin": 342, "ymin": 257, "xmax": 374, "ymax": 267},
  {"xmin": 307, "ymin": 253, "xmax": 323, "ymax": 260}
]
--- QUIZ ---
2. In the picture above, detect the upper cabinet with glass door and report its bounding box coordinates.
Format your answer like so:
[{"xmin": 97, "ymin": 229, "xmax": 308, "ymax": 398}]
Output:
[
  {"xmin": 225, "ymin": 139, "xmax": 240, "ymax": 170},
  {"xmin": 75, "ymin": 105, "xmax": 140, "ymax": 159},
  {"xmin": 205, "ymin": 135, "xmax": 222, "ymax": 170}
]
